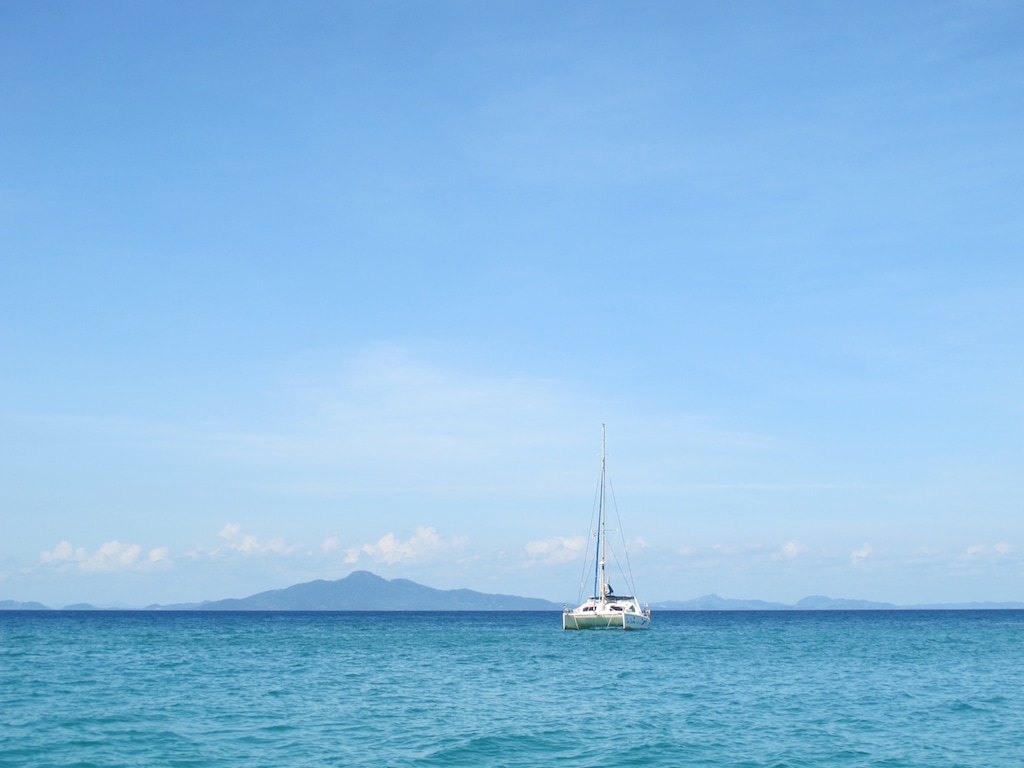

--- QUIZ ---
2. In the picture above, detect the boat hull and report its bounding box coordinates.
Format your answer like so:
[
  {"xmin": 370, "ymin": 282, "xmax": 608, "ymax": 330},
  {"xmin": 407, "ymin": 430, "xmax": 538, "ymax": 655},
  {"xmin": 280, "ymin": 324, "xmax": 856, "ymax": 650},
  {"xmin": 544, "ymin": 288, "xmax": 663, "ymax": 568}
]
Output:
[{"xmin": 562, "ymin": 610, "xmax": 651, "ymax": 630}]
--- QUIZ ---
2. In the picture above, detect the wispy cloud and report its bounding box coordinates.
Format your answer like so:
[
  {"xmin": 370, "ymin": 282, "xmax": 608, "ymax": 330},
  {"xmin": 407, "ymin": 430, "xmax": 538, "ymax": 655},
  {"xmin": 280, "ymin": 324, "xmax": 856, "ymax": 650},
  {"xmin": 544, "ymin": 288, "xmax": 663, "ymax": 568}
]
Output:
[
  {"xmin": 524, "ymin": 535, "xmax": 587, "ymax": 564},
  {"xmin": 349, "ymin": 526, "xmax": 467, "ymax": 565},
  {"xmin": 851, "ymin": 543, "xmax": 874, "ymax": 565},
  {"xmin": 629, "ymin": 537, "xmax": 649, "ymax": 552},
  {"xmin": 195, "ymin": 346, "xmax": 786, "ymax": 503},
  {"xmin": 961, "ymin": 541, "xmax": 1015, "ymax": 560},
  {"xmin": 206, "ymin": 348, "xmax": 594, "ymax": 475},
  {"xmin": 217, "ymin": 523, "xmax": 303, "ymax": 557},
  {"xmin": 773, "ymin": 540, "xmax": 808, "ymax": 560},
  {"xmin": 186, "ymin": 524, "xmax": 305, "ymax": 559}
]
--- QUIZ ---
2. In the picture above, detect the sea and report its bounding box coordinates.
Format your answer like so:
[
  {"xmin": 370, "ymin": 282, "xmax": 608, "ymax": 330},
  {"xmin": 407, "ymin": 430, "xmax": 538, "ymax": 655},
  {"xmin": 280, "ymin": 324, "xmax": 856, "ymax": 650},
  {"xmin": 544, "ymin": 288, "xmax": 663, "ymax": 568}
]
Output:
[{"xmin": 1, "ymin": 610, "xmax": 1022, "ymax": 767}]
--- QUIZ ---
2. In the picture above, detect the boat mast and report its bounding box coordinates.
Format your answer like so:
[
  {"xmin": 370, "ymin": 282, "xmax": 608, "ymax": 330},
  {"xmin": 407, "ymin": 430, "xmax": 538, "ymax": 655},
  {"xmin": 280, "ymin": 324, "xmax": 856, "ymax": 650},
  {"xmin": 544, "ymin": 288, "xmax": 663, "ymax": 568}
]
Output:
[{"xmin": 598, "ymin": 423, "xmax": 607, "ymax": 603}]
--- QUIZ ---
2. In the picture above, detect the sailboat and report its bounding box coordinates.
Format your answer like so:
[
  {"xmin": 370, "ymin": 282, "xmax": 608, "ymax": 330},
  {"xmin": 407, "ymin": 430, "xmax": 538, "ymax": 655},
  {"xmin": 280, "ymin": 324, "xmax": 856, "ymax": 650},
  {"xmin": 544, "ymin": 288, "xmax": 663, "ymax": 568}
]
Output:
[{"xmin": 563, "ymin": 425, "xmax": 651, "ymax": 630}]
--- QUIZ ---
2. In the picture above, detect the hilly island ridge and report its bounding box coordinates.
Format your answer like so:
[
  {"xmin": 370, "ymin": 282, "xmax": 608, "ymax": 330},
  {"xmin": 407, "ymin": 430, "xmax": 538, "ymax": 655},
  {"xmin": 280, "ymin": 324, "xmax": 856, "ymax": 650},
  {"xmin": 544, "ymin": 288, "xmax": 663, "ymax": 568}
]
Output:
[{"xmin": 2, "ymin": 571, "xmax": 1023, "ymax": 611}]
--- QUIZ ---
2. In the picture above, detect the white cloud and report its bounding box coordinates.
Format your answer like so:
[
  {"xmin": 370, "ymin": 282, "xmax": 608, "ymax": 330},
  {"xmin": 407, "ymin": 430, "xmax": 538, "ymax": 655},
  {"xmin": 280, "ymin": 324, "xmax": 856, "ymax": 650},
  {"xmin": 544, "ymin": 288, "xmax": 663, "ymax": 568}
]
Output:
[
  {"xmin": 264, "ymin": 538, "xmax": 297, "ymax": 555},
  {"xmin": 216, "ymin": 523, "xmax": 303, "ymax": 557},
  {"xmin": 39, "ymin": 539, "xmax": 171, "ymax": 572},
  {"xmin": 962, "ymin": 542, "xmax": 1014, "ymax": 560},
  {"xmin": 963, "ymin": 543, "xmax": 986, "ymax": 559},
  {"xmin": 41, "ymin": 540, "xmax": 80, "ymax": 564},
  {"xmin": 851, "ymin": 543, "xmax": 873, "ymax": 565},
  {"xmin": 86, "ymin": 540, "xmax": 142, "ymax": 571},
  {"xmin": 322, "ymin": 535, "xmax": 340, "ymax": 553},
  {"xmin": 774, "ymin": 540, "xmax": 808, "ymax": 560},
  {"xmin": 219, "ymin": 523, "xmax": 259, "ymax": 553},
  {"xmin": 524, "ymin": 535, "xmax": 587, "ymax": 564},
  {"xmin": 355, "ymin": 526, "xmax": 466, "ymax": 565}
]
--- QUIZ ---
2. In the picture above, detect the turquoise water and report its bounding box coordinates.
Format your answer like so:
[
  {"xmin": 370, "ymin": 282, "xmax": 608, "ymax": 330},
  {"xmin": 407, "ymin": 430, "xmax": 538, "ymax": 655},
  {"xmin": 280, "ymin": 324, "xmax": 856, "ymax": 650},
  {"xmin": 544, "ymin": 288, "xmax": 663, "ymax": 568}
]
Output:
[{"xmin": 2, "ymin": 611, "xmax": 1022, "ymax": 766}]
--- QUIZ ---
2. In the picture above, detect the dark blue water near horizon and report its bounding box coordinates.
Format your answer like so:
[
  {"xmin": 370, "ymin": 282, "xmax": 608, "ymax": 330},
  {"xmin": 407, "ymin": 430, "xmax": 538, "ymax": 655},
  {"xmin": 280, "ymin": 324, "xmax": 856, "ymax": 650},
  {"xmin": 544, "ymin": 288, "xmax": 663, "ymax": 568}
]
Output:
[{"xmin": 2, "ymin": 610, "xmax": 1022, "ymax": 766}]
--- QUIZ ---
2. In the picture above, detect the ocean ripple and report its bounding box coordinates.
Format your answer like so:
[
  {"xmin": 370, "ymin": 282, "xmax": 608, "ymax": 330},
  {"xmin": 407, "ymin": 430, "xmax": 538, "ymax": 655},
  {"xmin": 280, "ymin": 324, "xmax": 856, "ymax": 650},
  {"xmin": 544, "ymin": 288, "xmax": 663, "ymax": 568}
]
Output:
[{"xmin": 1, "ymin": 610, "xmax": 1022, "ymax": 766}]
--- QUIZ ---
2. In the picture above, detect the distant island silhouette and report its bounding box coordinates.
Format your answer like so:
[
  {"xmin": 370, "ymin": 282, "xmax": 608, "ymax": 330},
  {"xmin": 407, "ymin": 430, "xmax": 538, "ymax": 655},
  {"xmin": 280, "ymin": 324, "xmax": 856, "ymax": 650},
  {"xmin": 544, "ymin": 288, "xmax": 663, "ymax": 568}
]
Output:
[{"xmin": 3, "ymin": 572, "xmax": 1022, "ymax": 611}]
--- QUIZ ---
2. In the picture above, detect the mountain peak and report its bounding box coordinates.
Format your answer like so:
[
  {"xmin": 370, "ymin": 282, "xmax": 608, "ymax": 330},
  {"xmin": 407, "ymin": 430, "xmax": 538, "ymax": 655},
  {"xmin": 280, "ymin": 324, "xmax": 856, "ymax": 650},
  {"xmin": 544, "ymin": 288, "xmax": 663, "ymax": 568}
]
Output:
[{"xmin": 345, "ymin": 570, "xmax": 388, "ymax": 583}]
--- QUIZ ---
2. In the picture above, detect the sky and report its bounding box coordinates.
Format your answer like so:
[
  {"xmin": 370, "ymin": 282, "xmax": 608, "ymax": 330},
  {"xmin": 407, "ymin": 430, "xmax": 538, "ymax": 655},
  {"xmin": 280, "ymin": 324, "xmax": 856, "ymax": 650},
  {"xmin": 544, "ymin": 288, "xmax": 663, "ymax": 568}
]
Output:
[{"xmin": 2, "ymin": 1, "xmax": 1022, "ymax": 608}]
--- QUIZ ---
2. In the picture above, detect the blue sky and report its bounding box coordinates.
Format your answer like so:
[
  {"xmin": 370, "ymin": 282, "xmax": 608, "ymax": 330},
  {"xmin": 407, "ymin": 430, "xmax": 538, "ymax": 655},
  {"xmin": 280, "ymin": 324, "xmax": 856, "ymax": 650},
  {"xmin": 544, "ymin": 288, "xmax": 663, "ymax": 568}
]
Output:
[{"xmin": 2, "ymin": 1, "xmax": 1022, "ymax": 607}]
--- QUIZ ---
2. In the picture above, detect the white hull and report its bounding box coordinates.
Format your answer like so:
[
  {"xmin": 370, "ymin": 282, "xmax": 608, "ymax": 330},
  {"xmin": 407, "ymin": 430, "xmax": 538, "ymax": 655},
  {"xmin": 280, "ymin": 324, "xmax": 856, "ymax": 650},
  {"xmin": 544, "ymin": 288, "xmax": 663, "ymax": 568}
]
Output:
[
  {"xmin": 565, "ymin": 598, "xmax": 651, "ymax": 634},
  {"xmin": 563, "ymin": 606, "xmax": 651, "ymax": 631}
]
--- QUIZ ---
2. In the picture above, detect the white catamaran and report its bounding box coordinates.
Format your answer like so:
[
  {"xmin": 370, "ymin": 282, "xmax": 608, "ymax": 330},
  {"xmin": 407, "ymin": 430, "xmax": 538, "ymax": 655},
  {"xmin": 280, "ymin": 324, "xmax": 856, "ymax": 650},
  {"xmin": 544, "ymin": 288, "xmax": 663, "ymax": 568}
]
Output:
[{"xmin": 563, "ymin": 425, "xmax": 651, "ymax": 630}]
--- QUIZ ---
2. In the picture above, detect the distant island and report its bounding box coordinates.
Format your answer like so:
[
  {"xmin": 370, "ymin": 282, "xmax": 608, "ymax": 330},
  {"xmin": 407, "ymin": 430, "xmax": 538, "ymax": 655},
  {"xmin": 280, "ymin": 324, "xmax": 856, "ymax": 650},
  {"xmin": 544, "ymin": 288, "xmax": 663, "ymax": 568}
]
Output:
[
  {"xmin": 1, "ymin": 571, "xmax": 558, "ymax": 611},
  {"xmin": 0, "ymin": 599, "xmax": 51, "ymax": 611},
  {"xmin": 2, "ymin": 573, "xmax": 1022, "ymax": 611},
  {"xmin": 651, "ymin": 594, "xmax": 1024, "ymax": 611},
  {"xmin": 146, "ymin": 571, "xmax": 560, "ymax": 611}
]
